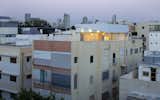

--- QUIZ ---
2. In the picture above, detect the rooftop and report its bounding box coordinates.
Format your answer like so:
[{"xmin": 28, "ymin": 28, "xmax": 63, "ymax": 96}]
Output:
[
  {"xmin": 75, "ymin": 23, "xmax": 129, "ymax": 33},
  {"xmin": 0, "ymin": 16, "xmax": 11, "ymax": 20}
]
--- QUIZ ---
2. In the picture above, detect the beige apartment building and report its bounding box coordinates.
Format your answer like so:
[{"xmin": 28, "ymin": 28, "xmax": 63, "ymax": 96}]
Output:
[
  {"xmin": 32, "ymin": 24, "xmax": 143, "ymax": 100},
  {"xmin": 0, "ymin": 44, "xmax": 32, "ymax": 100}
]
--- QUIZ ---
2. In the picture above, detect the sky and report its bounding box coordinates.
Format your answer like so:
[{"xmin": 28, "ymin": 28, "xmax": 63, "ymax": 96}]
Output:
[{"xmin": 0, "ymin": 0, "xmax": 160, "ymax": 24}]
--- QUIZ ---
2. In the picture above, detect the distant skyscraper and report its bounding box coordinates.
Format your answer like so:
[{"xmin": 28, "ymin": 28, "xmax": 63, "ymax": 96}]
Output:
[
  {"xmin": 112, "ymin": 14, "xmax": 117, "ymax": 24},
  {"xmin": 25, "ymin": 13, "xmax": 31, "ymax": 22},
  {"xmin": 63, "ymin": 13, "xmax": 70, "ymax": 29},
  {"xmin": 81, "ymin": 16, "xmax": 88, "ymax": 24}
]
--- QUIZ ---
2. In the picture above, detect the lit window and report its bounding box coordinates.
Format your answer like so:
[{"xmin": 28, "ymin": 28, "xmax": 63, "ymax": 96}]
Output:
[
  {"xmin": 104, "ymin": 36, "xmax": 110, "ymax": 41},
  {"xmin": 88, "ymin": 29, "xmax": 92, "ymax": 32}
]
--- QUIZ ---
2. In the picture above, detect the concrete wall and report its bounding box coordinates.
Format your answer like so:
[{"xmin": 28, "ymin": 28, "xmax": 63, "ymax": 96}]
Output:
[{"xmin": 120, "ymin": 77, "xmax": 160, "ymax": 100}]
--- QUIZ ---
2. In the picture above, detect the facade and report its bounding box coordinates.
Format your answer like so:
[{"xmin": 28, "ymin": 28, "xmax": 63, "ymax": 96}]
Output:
[
  {"xmin": 119, "ymin": 51, "xmax": 160, "ymax": 100},
  {"xmin": 149, "ymin": 31, "xmax": 160, "ymax": 51},
  {"xmin": 136, "ymin": 21, "xmax": 160, "ymax": 50},
  {"xmin": 81, "ymin": 16, "xmax": 88, "ymax": 24},
  {"xmin": 0, "ymin": 44, "xmax": 32, "ymax": 100},
  {"xmin": 0, "ymin": 16, "xmax": 18, "ymax": 44},
  {"xmin": 63, "ymin": 13, "xmax": 70, "ymax": 29},
  {"xmin": 32, "ymin": 24, "xmax": 143, "ymax": 100},
  {"xmin": 25, "ymin": 13, "xmax": 31, "ymax": 22}
]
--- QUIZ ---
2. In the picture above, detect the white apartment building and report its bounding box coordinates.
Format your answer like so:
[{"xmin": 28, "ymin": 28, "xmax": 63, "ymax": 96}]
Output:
[
  {"xmin": 0, "ymin": 16, "xmax": 18, "ymax": 44},
  {"xmin": 119, "ymin": 51, "xmax": 160, "ymax": 100},
  {"xmin": 119, "ymin": 22, "xmax": 160, "ymax": 100},
  {"xmin": 32, "ymin": 24, "xmax": 143, "ymax": 100}
]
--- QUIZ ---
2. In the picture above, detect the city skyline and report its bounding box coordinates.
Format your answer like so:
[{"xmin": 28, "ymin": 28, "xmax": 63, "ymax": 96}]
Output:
[{"xmin": 0, "ymin": 0, "xmax": 160, "ymax": 24}]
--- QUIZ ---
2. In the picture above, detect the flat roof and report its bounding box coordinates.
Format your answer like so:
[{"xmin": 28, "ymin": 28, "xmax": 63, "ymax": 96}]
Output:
[
  {"xmin": 0, "ymin": 43, "xmax": 31, "ymax": 48},
  {"xmin": 75, "ymin": 23, "xmax": 129, "ymax": 33}
]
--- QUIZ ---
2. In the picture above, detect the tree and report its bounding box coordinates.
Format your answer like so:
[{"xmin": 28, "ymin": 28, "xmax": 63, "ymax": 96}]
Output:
[{"xmin": 14, "ymin": 89, "xmax": 55, "ymax": 100}]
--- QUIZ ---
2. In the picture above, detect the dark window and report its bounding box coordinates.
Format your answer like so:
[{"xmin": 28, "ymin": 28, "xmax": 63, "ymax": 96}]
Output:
[
  {"xmin": 26, "ymin": 74, "xmax": 32, "ymax": 79},
  {"xmin": 102, "ymin": 70, "xmax": 109, "ymax": 80},
  {"xmin": 143, "ymin": 71, "xmax": 149, "ymax": 77},
  {"xmin": 142, "ymin": 26, "xmax": 145, "ymax": 29},
  {"xmin": 51, "ymin": 73, "xmax": 71, "ymax": 89},
  {"xmin": 10, "ymin": 93, "xmax": 16, "ymax": 99},
  {"xmin": 89, "ymin": 95, "xmax": 95, "ymax": 100},
  {"xmin": 0, "ymin": 73, "xmax": 1, "ymax": 79},
  {"xmin": 102, "ymin": 91, "xmax": 110, "ymax": 100},
  {"xmin": 10, "ymin": 57, "xmax": 16, "ymax": 63},
  {"xmin": 134, "ymin": 48, "xmax": 138, "ymax": 54},
  {"xmin": 90, "ymin": 56, "xmax": 94, "ymax": 63},
  {"xmin": 130, "ymin": 49, "xmax": 133, "ymax": 55},
  {"xmin": 74, "ymin": 74, "xmax": 78, "ymax": 89},
  {"xmin": 0, "ymin": 56, "xmax": 1, "ymax": 61},
  {"xmin": 10, "ymin": 75, "xmax": 16, "ymax": 82},
  {"xmin": 26, "ymin": 56, "xmax": 31, "ymax": 62},
  {"xmin": 74, "ymin": 57, "xmax": 78, "ymax": 63},
  {"xmin": 113, "ymin": 53, "xmax": 116, "ymax": 64},
  {"xmin": 0, "ymin": 90, "xmax": 2, "ymax": 98},
  {"xmin": 131, "ymin": 32, "xmax": 137, "ymax": 36}
]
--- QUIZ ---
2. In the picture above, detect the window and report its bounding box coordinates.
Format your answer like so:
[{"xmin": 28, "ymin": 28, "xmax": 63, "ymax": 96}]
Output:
[
  {"xmin": 0, "ymin": 73, "xmax": 1, "ymax": 79},
  {"xmin": 74, "ymin": 74, "xmax": 78, "ymax": 89},
  {"xmin": 51, "ymin": 73, "xmax": 71, "ymax": 89},
  {"xmin": 74, "ymin": 57, "xmax": 78, "ymax": 63},
  {"xmin": 143, "ymin": 71, "xmax": 149, "ymax": 77},
  {"xmin": 10, "ymin": 93, "xmax": 16, "ymax": 99},
  {"xmin": 139, "ymin": 47, "xmax": 143, "ymax": 53},
  {"xmin": 142, "ymin": 26, "xmax": 144, "ymax": 29},
  {"xmin": 102, "ymin": 70, "xmax": 109, "ymax": 80},
  {"xmin": 10, "ymin": 75, "xmax": 16, "ymax": 82},
  {"xmin": 102, "ymin": 91, "xmax": 110, "ymax": 100},
  {"xmin": 40, "ymin": 70, "xmax": 47, "ymax": 82},
  {"xmin": 134, "ymin": 48, "xmax": 138, "ymax": 54},
  {"xmin": 89, "ymin": 95, "xmax": 95, "ymax": 100},
  {"xmin": 130, "ymin": 49, "xmax": 133, "ymax": 55},
  {"xmin": 90, "ymin": 56, "xmax": 94, "ymax": 63},
  {"xmin": 113, "ymin": 53, "xmax": 116, "ymax": 64},
  {"xmin": 0, "ymin": 90, "xmax": 2, "ymax": 98},
  {"xmin": 10, "ymin": 57, "xmax": 16, "ymax": 63},
  {"xmin": 90, "ymin": 75, "xmax": 94, "ymax": 84},
  {"xmin": 26, "ymin": 74, "xmax": 32, "ymax": 79},
  {"xmin": 0, "ymin": 56, "xmax": 1, "ymax": 61},
  {"xmin": 26, "ymin": 56, "xmax": 31, "ymax": 62}
]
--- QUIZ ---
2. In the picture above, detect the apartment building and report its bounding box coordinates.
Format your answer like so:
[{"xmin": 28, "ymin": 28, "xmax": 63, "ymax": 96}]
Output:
[
  {"xmin": 136, "ymin": 21, "xmax": 160, "ymax": 50},
  {"xmin": 0, "ymin": 44, "xmax": 32, "ymax": 100},
  {"xmin": 119, "ymin": 51, "xmax": 160, "ymax": 100},
  {"xmin": 0, "ymin": 16, "xmax": 18, "ymax": 44},
  {"xmin": 32, "ymin": 24, "xmax": 143, "ymax": 100}
]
